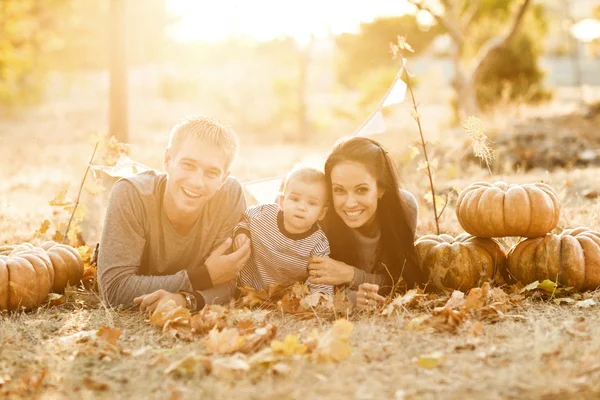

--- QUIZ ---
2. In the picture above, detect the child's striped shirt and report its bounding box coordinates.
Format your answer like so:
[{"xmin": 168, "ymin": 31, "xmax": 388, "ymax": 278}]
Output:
[{"xmin": 233, "ymin": 203, "xmax": 332, "ymax": 294}]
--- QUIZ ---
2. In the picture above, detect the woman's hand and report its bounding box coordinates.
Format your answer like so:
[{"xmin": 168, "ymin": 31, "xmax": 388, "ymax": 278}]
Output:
[
  {"xmin": 308, "ymin": 256, "xmax": 355, "ymax": 286},
  {"xmin": 355, "ymin": 283, "xmax": 385, "ymax": 308},
  {"xmin": 133, "ymin": 289, "xmax": 186, "ymax": 313}
]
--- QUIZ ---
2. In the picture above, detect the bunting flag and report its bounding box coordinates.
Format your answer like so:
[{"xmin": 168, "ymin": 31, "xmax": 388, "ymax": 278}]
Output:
[
  {"xmin": 91, "ymin": 65, "xmax": 409, "ymax": 203},
  {"xmin": 90, "ymin": 154, "xmax": 151, "ymax": 178},
  {"xmin": 242, "ymin": 176, "xmax": 285, "ymax": 206},
  {"xmin": 353, "ymin": 110, "xmax": 387, "ymax": 137},
  {"xmin": 352, "ymin": 68, "xmax": 408, "ymax": 137},
  {"xmin": 381, "ymin": 78, "xmax": 407, "ymax": 107}
]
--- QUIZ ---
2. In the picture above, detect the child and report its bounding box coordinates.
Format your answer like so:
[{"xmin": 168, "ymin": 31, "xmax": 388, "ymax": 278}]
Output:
[{"xmin": 233, "ymin": 166, "xmax": 333, "ymax": 294}]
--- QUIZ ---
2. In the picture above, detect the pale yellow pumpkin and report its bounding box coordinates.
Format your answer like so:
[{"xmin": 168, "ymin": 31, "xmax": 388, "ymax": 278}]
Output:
[
  {"xmin": 415, "ymin": 233, "xmax": 506, "ymax": 292},
  {"xmin": 507, "ymin": 227, "xmax": 600, "ymax": 291},
  {"xmin": 0, "ymin": 250, "xmax": 54, "ymax": 311},
  {"xmin": 456, "ymin": 181, "xmax": 560, "ymax": 238},
  {"xmin": 41, "ymin": 241, "xmax": 84, "ymax": 293}
]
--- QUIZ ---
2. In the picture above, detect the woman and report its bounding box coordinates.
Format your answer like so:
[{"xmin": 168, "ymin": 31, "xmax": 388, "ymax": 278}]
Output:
[{"xmin": 307, "ymin": 136, "xmax": 423, "ymax": 307}]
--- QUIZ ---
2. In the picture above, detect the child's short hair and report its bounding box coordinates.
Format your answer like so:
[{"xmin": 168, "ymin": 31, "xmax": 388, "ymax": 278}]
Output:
[
  {"xmin": 283, "ymin": 166, "xmax": 327, "ymax": 194},
  {"xmin": 167, "ymin": 116, "xmax": 239, "ymax": 171}
]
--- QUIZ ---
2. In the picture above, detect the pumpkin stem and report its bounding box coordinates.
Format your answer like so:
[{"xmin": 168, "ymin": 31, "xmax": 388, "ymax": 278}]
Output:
[{"xmin": 63, "ymin": 142, "xmax": 100, "ymax": 244}]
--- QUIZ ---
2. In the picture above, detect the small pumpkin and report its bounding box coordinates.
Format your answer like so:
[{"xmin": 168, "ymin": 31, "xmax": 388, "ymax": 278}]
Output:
[
  {"xmin": 507, "ymin": 227, "xmax": 600, "ymax": 291},
  {"xmin": 456, "ymin": 181, "xmax": 560, "ymax": 238},
  {"xmin": 41, "ymin": 241, "xmax": 85, "ymax": 293},
  {"xmin": 0, "ymin": 249, "xmax": 54, "ymax": 311},
  {"xmin": 415, "ymin": 233, "xmax": 507, "ymax": 292}
]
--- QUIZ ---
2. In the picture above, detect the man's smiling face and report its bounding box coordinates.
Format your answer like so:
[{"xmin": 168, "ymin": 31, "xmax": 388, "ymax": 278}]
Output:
[{"xmin": 163, "ymin": 136, "xmax": 230, "ymax": 224}]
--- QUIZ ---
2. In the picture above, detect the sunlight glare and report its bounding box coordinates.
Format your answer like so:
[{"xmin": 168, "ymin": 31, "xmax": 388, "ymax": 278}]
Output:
[{"xmin": 167, "ymin": 0, "xmax": 415, "ymax": 43}]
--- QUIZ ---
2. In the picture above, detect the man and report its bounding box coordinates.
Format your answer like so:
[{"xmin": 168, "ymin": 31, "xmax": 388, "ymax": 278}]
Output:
[{"xmin": 98, "ymin": 117, "xmax": 251, "ymax": 313}]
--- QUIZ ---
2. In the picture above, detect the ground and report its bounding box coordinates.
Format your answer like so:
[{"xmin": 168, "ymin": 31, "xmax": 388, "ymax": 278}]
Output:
[{"xmin": 2, "ymin": 93, "xmax": 600, "ymax": 399}]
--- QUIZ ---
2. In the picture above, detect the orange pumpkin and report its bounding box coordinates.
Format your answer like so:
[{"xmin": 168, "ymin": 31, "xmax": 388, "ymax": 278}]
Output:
[
  {"xmin": 456, "ymin": 181, "xmax": 560, "ymax": 238},
  {"xmin": 415, "ymin": 233, "xmax": 506, "ymax": 292},
  {"xmin": 0, "ymin": 249, "xmax": 54, "ymax": 311},
  {"xmin": 41, "ymin": 241, "xmax": 84, "ymax": 293},
  {"xmin": 507, "ymin": 227, "xmax": 600, "ymax": 291}
]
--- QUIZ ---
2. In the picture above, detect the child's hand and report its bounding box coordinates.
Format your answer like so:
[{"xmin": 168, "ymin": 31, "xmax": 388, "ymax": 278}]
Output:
[{"xmin": 233, "ymin": 233, "xmax": 250, "ymax": 251}]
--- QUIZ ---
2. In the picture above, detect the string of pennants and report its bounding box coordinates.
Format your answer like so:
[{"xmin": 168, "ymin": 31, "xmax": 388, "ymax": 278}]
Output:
[{"xmin": 90, "ymin": 67, "xmax": 409, "ymax": 204}]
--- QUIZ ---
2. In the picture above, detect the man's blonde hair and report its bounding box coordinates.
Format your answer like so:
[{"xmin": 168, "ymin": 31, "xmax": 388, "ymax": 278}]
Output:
[
  {"xmin": 167, "ymin": 116, "xmax": 239, "ymax": 171},
  {"xmin": 283, "ymin": 166, "xmax": 327, "ymax": 195}
]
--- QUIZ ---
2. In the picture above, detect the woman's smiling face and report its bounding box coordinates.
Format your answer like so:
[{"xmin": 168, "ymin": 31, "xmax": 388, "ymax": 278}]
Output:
[{"xmin": 330, "ymin": 161, "xmax": 383, "ymax": 230}]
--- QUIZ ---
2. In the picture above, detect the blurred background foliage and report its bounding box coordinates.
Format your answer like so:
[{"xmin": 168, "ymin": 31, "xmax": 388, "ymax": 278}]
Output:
[{"xmin": 0, "ymin": 0, "xmax": 599, "ymax": 139}]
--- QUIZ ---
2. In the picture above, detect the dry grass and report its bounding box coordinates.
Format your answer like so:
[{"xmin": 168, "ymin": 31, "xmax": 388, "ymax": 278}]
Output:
[{"xmin": 2, "ymin": 95, "xmax": 600, "ymax": 399}]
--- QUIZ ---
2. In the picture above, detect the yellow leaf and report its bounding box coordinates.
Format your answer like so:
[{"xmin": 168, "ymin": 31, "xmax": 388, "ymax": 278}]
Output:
[
  {"xmin": 538, "ymin": 279, "xmax": 557, "ymax": 293},
  {"xmin": 313, "ymin": 319, "xmax": 353, "ymax": 363},
  {"xmin": 271, "ymin": 335, "xmax": 308, "ymax": 357},
  {"xmin": 36, "ymin": 219, "xmax": 51, "ymax": 236},
  {"xmin": 78, "ymin": 245, "xmax": 91, "ymax": 265},
  {"xmin": 409, "ymin": 145, "xmax": 420, "ymax": 159},
  {"xmin": 64, "ymin": 203, "xmax": 89, "ymax": 223},
  {"xmin": 49, "ymin": 188, "xmax": 72, "ymax": 207},
  {"xmin": 85, "ymin": 179, "xmax": 107, "ymax": 196},
  {"xmin": 52, "ymin": 230, "xmax": 65, "ymax": 243},
  {"xmin": 417, "ymin": 352, "xmax": 444, "ymax": 369},
  {"xmin": 417, "ymin": 161, "xmax": 429, "ymax": 171},
  {"xmin": 66, "ymin": 223, "xmax": 81, "ymax": 244}
]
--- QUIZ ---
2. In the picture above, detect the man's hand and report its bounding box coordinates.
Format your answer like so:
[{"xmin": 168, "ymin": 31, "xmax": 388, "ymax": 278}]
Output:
[
  {"xmin": 205, "ymin": 237, "xmax": 251, "ymax": 285},
  {"xmin": 233, "ymin": 233, "xmax": 249, "ymax": 251},
  {"xmin": 133, "ymin": 289, "xmax": 186, "ymax": 313}
]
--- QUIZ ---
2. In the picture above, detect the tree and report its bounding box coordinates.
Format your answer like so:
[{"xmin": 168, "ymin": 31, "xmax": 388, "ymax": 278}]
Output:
[
  {"xmin": 0, "ymin": 0, "xmax": 68, "ymax": 107},
  {"xmin": 408, "ymin": 0, "xmax": 544, "ymax": 120},
  {"xmin": 334, "ymin": 15, "xmax": 441, "ymax": 110},
  {"xmin": 109, "ymin": 0, "xmax": 128, "ymax": 143}
]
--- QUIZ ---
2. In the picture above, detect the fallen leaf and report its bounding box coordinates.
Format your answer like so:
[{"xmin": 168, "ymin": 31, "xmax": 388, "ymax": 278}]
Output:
[
  {"xmin": 553, "ymin": 298, "xmax": 576, "ymax": 305},
  {"xmin": 312, "ymin": 319, "xmax": 353, "ymax": 363},
  {"xmin": 271, "ymin": 362, "xmax": 292, "ymax": 375},
  {"xmin": 417, "ymin": 352, "xmax": 444, "ymax": 369},
  {"xmin": 150, "ymin": 299, "xmax": 191, "ymax": 328},
  {"xmin": 191, "ymin": 306, "xmax": 228, "ymax": 334},
  {"xmin": 96, "ymin": 327, "xmax": 121, "ymax": 347},
  {"xmin": 271, "ymin": 335, "xmax": 308, "ymax": 357},
  {"xmin": 45, "ymin": 293, "xmax": 65, "ymax": 307},
  {"xmin": 83, "ymin": 376, "xmax": 109, "ymax": 391},
  {"xmin": 576, "ymin": 299, "xmax": 596, "ymax": 308},
  {"xmin": 164, "ymin": 355, "xmax": 211, "ymax": 376},
  {"xmin": 381, "ymin": 288, "xmax": 427, "ymax": 316},
  {"xmin": 239, "ymin": 324, "xmax": 277, "ymax": 354},
  {"xmin": 204, "ymin": 328, "xmax": 246, "ymax": 355},
  {"xmin": 212, "ymin": 355, "xmax": 251, "ymax": 378}
]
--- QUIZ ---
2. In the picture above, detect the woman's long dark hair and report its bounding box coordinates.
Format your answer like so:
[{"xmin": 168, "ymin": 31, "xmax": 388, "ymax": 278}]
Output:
[{"xmin": 323, "ymin": 136, "xmax": 423, "ymax": 292}]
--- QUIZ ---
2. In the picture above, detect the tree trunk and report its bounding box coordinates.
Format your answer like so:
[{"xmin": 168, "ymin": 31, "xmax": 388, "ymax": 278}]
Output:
[
  {"xmin": 109, "ymin": 0, "xmax": 128, "ymax": 143},
  {"xmin": 453, "ymin": 70, "xmax": 480, "ymax": 121},
  {"xmin": 297, "ymin": 38, "xmax": 313, "ymax": 143}
]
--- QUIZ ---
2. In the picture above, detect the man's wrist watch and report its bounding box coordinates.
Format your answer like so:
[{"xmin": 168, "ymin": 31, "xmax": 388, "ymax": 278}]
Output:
[{"xmin": 180, "ymin": 291, "xmax": 197, "ymax": 310}]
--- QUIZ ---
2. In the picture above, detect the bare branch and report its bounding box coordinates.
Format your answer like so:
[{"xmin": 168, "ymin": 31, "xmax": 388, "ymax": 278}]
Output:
[
  {"xmin": 461, "ymin": 1, "xmax": 480, "ymax": 33},
  {"xmin": 408, "ymin": 0, "xmax": 465, "ymax": 47},
  {"xmin": 468, "ymin": 0, "xmax": 532, "ymax": 76}
]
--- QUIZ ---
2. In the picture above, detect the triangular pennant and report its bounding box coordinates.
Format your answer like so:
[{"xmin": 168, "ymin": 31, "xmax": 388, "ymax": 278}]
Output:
[
  {"xmin": 381, "ymin": 78, "xmax": 407, "ymax": 107},
  {"xmin": 354, "ymin": 110, "xmax": 387, "ymax": 137},
  {"xmin": 243, "ymin": 176, "xmax": 285, "ymax": 206},
  {"xmin": 90, "ymin": 154, "xmax": 151, "ymax": 178}
]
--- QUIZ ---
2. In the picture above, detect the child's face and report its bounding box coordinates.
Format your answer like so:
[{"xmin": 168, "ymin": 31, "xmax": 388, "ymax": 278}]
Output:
[{"xmin": 281, "ymin": 179, "xmax": 328, "ymax": 234}]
